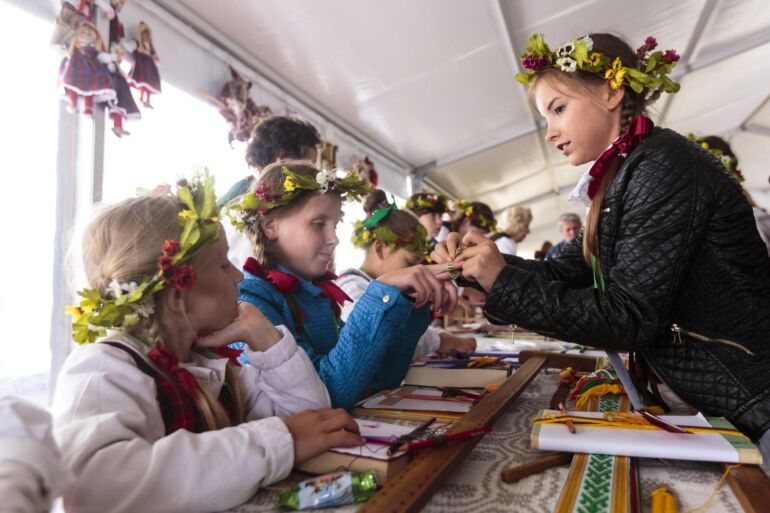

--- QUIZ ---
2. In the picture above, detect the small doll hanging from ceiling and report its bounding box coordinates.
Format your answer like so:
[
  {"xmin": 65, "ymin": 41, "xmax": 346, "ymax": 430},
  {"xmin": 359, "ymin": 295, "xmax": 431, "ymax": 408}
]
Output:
[
  {"xmin": 105, "ymin": 0, "xmax": 140, "ymax": 136},
  {"xmin": 205, "ymin": 67, "xmax": 273, "ymax": 145},
  {"xmin": 351, "ymin": 156, "xmax": 378, "ymax": 187},
  {"xmin": 128, "ymin": 21, "xmax": 161, "ymax": 108},
  {"xmin": 51, "ymin": 0, "xmax": 116, "ymax": 48},
  {"xmin": 319, "ymin": 140, "xmax": 338, "ymax": 170},
  {"xmin": 60, "ymin": 21, "xmax": 116, "ymax": 115}
]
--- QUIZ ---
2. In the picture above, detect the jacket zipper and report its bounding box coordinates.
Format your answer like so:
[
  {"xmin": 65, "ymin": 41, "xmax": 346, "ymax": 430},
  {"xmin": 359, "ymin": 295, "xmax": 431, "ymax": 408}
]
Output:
[{"xmin": 671, "ymin": 324, "xmax": 754, "ymax": 356}]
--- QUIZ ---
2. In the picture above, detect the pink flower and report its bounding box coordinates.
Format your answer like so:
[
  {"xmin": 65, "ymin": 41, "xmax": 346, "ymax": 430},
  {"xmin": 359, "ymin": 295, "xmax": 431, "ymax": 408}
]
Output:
[
  {"xmin": 255, "ymin": 181, "xmax": 269, "ymax": 200},
  {"xmin": 522, "ymin": 54, "xmax": 550, "ymax": 71},
  {"xmin": 663, "ymin": 49, "xmax": 680, "ymax": 62},
  {"xmin": 645, "ymin": 36, "xmax": 658, "ymax": 50}
]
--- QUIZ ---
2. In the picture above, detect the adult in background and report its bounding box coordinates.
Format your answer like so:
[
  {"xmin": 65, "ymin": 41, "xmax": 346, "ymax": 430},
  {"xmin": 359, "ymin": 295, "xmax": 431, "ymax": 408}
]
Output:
[
  {"xmin": 546, "ymin": 213, "xmax": 582, "ymax": 259},
  {"xmin": 491, "ymin": 206, "xmax": 533, "ymax": 256}
]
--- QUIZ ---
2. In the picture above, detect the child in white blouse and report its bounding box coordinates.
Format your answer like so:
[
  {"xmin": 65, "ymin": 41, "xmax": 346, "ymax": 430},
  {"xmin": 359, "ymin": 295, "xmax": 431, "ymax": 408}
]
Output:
[{"xmin": 53, "ymin": 176, "xmax": 361, "ymax": 513}]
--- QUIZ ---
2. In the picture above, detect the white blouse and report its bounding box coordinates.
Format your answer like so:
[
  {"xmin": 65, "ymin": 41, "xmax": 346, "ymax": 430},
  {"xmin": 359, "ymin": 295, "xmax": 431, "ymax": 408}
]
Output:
[
  {"xmin": 0, "ymin": 397, "xmax": 69, "ymax": 513},
  {"xmin": 53, "ymin": 326, "xmax": 329, "ymax": 513}
]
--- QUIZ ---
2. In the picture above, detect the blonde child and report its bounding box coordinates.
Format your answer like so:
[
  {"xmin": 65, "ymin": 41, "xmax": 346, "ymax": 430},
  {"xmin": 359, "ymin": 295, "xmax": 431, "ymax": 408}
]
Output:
[
  {"xmin": 336, "ymin": 189, "xmax": 476, "ymax": 359},
  {"xmin": 229, "ymin": 162, "xmax": 457, "ymax": 409},
  {"xmin": 491, "ymin": 206, "xmax": 532, "ymax": 256},
  {"xmin": 53, "ymin": 174, "xmax": 361, "ymax": 513},
  {"xmin": 434, "ymin": 33, "xmax": 770, "ymax": 457}
]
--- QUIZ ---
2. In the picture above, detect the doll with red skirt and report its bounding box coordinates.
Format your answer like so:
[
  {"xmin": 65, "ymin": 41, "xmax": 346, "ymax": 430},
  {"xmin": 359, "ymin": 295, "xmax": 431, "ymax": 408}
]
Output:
[
  {"xmin": 60, "ymin": 22, "xmax": 116, "ymax": 115},
  {"xmin": 127, "ymin": 21, "xmax": 161, "ymax": 108}
]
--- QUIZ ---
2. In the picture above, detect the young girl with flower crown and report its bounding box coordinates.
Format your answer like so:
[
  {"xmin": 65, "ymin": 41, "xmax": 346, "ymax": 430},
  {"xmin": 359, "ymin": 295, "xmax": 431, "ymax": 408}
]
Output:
[
  {"xmin": 434, "ymin": 33, "xmax": 770, "ymax": 461},
  {"xmin": 53, "ymin": 174, "xmax": 362, "ymax": 513},
  {"xmin": 229, "ymin": 161, "xmax": 458, "ymax": 409},
  {"xmin": 336, "ymin": 189, "xmax": 476, "ymax": 359}
]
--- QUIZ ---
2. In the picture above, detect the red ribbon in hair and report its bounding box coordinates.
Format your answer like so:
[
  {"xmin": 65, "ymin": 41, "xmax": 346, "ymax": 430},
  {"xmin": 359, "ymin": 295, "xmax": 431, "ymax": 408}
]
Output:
[
  {"xmin": 147, "ymin": 345, "xmax": 201, "ymax": 399},
  {"xmin": 586, "ymin": 115, "xmax": 654, "ymax": 199},
  {"xmin": 243, "ymin": 257, "xmax": 351, "ymax": 306}
]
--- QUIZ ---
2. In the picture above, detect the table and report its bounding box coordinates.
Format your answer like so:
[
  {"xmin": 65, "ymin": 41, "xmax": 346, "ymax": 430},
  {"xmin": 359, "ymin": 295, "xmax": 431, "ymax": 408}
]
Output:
[{"xmin": 226, "ymin": 370, "xmax": 744, "ymax": 513}]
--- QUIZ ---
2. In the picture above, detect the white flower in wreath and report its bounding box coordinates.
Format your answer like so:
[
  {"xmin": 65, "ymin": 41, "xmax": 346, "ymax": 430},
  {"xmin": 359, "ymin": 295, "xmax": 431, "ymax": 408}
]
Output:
[
  {"xmin": 556, "ymin": 42, "xmax": 575, "ymax": 58},
  {"xmin": 108, "ymin": 279, "xmax": 138, "ymax": 299},
  {"xmin": 132, "ymin": 296, "xmax": 156, "ymax": 319},
  {"xmin": 556, "ymin": 57, "xmax": 578, "ymax": 72},
  {"xmin": 577, "ymin": 36, "xmax": 593, "ymax": 52},
  {"xmin": 316, "ymin": 170, "xmax": 333, "ymax": 193},
  {"xmin": 720, "ymin": 155, "xmax": 733, "ymax": 168}
]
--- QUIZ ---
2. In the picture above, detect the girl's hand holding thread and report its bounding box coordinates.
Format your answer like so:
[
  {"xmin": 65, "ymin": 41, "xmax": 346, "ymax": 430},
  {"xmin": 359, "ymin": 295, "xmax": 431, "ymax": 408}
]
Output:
[
  {"xmin": 453, "ymin": 232, "xmax": 507, "ymax": 292},
  {"xmin": 196, "ymin": 302, "xmax": 282, "ymax": 352},
  {"xmin": 378, "ymin": 264, "xmax": 458, "ymax": 313},
  {"xmin": 284, "ymin": 408, "xmax": 363, "ymax": 464},
  {"xmin": 430, "ymin": 232, "xmax": 464, "ymax": 264}
]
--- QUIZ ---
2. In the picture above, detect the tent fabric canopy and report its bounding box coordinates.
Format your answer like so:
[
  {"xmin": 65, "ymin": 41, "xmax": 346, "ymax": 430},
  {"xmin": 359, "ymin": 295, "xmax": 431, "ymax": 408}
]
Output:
[{"xmin": 139, "ymin": 0, "xmax": 770, "ymax": 253}]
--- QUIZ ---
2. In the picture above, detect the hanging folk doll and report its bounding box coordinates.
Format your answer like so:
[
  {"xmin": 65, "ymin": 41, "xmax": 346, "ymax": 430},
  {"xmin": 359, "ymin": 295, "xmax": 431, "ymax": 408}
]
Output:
[
  {"xmin": 51, "ymin": 0, "xmax": 115, "ymax": 48},
  {"xmin": 319, "ymin": 140, "xmax": 338, "ymax": 170},
  {"xmin": 205, "ymin": 67, "xmax": 272, "ymax": 146},
  {"xmin": 351, "ymin": 156, "xmax": 378, "ymax": 187},
  {"xmin": 128, "ymin": 21, "xmax": 161, "ymax": 108},
  {"xmin": 105, "ymin": 0, "xmax": 139, "ymax": 136},
  {"xmin": 60, "ymin": 21, "xmax": 116, "ymax": 115}
]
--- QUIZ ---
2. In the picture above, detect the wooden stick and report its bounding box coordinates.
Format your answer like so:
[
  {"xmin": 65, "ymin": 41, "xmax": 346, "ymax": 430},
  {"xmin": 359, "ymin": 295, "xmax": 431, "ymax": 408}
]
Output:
[
  {"xmin": 501, "ymin": 452, "xmax": 573, "ymax": 483},
  {"xmin": 358, "ymin": 354, "xmax": 548, "ymax": 513},
  {"xmin": 725, "ymin": 464, "xmax": 770, "ymax": 513},
  {"xmin": 519, "ymin": 350, "xmax": 598, "ymax": 372}
]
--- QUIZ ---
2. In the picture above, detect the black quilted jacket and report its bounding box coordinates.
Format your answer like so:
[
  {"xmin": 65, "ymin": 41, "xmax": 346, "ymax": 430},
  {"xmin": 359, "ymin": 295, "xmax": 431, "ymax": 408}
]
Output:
[{"xmin": 484, "ymin": 128, "xmax": 770, "ymax": 439}]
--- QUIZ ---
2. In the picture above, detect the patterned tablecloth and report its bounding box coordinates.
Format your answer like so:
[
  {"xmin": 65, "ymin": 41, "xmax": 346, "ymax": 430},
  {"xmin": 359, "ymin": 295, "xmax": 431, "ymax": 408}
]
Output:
[{"xmin": 226, "ymin": 370, "xmax": 744, "ymax": 513}]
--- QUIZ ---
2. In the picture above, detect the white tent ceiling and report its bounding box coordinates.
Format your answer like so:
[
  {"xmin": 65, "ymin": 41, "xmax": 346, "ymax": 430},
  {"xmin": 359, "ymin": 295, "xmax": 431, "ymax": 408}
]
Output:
[{"xmin": 157, "ymin": 0, "xmax": 770, "ymax": 254}]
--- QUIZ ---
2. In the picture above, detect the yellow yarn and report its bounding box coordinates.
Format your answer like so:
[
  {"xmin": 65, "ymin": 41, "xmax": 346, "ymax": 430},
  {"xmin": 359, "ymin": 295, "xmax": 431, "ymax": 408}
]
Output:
[
  {"xmin": 575, "ymin": 384, "xmax": 625, "ymax": 410},
  {"xmin": 651, "ymin": 486, "xmax": 678, "ymax": 513}
]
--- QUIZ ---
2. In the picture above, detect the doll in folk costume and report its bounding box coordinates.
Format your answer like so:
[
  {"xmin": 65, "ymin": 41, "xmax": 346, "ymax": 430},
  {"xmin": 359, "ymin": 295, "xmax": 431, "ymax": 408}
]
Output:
[
  {"xmin": 51, "ymin": 0, "xmax": 116, "ymax": 48},
  {"xmin": 206, "ymin": 67, "xmax": 273, "ymax": 146},
  {"xmin": 106, "ymin": 0, "xmax": 140, "ymax": 137},
  {"xmin": 351, "ymin": 156, "xmax": 378, "ymax": 187},
  {"xmin": 60, "ymin": 22, "xmax": 116, "ymax": 115},
  {"xmin": 318, "ymin": 140, "xmax": 338, "ymax": 170},
  {"xmin": 128, "ymin": 22, "xmax": 161, "ymax": 108}
]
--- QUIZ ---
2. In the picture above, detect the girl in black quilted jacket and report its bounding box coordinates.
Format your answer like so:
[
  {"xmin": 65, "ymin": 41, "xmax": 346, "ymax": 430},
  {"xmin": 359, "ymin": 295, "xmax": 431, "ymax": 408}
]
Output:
[{"xmin": 433, "ymin": 33, "xmax": 770, "ymax": 465}]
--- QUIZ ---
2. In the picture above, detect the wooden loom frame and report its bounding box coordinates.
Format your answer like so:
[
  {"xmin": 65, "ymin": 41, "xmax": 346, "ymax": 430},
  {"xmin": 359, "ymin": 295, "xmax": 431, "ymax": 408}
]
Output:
[{"xmin": 358, "ymin": 350, "xmax": 770, "ymax": 513}]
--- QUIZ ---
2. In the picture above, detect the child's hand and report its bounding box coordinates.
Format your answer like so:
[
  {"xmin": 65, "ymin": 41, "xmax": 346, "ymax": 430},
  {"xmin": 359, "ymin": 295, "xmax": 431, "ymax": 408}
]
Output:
[
  {"xmin": 436, "ymin": 332, "xmax": 477, "ymax": 357},
  {"xmin": 284, "ymin": 409, "xmax": 363, "ymax": 464},
  {"xmin": 378, "ymin": 264, "xmax": 458, "ymax": 312},
  {"xmin": 196, "ymin": 302, "xmax": 282, "ymax": 352},
  {"xmin": 454, "ymin": 232, "xmax": 507, "ymax": 291},
  {"xmin": 431, "ymin": 232, "xmax": 464, "ymax": 264}
]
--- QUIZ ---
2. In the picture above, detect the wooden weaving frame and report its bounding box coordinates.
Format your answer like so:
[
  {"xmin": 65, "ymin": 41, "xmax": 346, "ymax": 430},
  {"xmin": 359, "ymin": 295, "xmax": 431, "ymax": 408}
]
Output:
[{"xmin": 358, "ymin": 351, "xmax": 597, "ymax": 513}]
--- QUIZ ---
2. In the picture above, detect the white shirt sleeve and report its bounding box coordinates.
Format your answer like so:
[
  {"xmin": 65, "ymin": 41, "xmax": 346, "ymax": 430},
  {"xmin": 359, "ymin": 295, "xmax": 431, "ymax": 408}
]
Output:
[
  {"xmin": 52, "ymin": 327, "xmax": 322, "ymax": 513},
  {"xmin": 412, "ymin": 326, "xmax": 442, "ymax": 360},
  {"xmin": 334, "ymin": 272, "xmax": 371, "ymax": 322},
  {"xmin": 753, "ymin": 207, "xmax": 770, "ymax": 256},
  {"xmin": 0, "ymin": 397, "xmax": 69, "ymax": 513},
  {"xmin": 494, "ymin": 236, "xmax": 518, "ymax": 256}
]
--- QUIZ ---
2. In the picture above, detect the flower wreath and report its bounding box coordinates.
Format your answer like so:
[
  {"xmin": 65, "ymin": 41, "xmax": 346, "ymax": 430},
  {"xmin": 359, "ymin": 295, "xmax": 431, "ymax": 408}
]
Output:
[
  {"xmin": 351, "ymin": 201, "xmax": 428, "ymax": 254},
  {"xmin": 405, "ymin": 193, "xmax": 450, "ymax": 214},
  {"xmin": 515, "ymin": 34, "xmax": 680, "ymax": 102},
  {"xmin": 67, "ymin": 171, "xmax": 221, "ymax": 344},
  {"xmin": 687, "ymin": 134, "xmax": 744, "ymax": 184},
  {"xmin": 228, "ymin": 167, "xmax": 372, "ymax": 231},
  {"xmin": 454, "ymin": 199, "xmax": 497, "ymax": 233}
]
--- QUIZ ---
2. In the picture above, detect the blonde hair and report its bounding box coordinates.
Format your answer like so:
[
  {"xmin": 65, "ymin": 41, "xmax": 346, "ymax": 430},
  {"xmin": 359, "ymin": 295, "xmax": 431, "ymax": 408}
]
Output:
[
  {"xmin": 82, "ymin": 195, "xmax": 244, "ymax": 430},
  {"xmin": 504, "ymin": 206, "xmax": 533, "ymax": 239},
  {"xmin": 527, "ymin": 33, "xmax": 649, "ymax": 270},
  {"xmin": 243, "ymin": 160, "xmax": 338, "ymax": 270}
]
